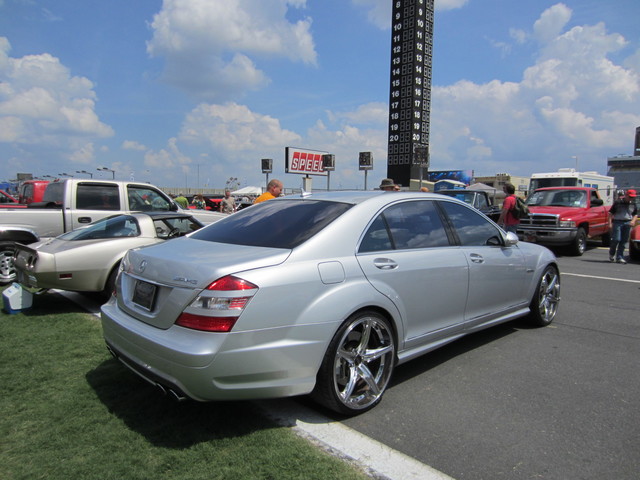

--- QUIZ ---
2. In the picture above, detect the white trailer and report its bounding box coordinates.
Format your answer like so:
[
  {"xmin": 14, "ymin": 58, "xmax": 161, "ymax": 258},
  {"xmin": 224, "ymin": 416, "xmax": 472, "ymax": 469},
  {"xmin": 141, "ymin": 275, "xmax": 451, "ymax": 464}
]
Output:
[{"xmin": 529, "ymin": 168, "xmax": 615, "ymax": 205}]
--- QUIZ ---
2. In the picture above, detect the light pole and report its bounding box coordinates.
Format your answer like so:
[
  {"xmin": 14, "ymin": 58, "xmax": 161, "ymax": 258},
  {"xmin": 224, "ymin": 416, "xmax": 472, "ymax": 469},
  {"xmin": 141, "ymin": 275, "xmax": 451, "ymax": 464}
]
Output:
[
  {"xmin": 58, "ymin": 172, "xmax": 74, "ymax": 178},
  {"xmin": 76, "ymin": 170, "xmax": 93, "ymax": 178},
  {"xmin": 97, "ymin": 167, "xmax": 115, "ymax": 179},
  {"xmin": 571, "ymin": 156, "xmax": 579, "ymax": 171}
]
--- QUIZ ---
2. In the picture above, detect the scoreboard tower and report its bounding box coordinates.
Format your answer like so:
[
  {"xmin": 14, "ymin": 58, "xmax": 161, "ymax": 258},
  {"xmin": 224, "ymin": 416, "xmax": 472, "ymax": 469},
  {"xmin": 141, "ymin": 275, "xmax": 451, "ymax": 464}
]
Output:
[{"xmin": 387, "ymin": 0, "xmax": 434, "ymax": 186}]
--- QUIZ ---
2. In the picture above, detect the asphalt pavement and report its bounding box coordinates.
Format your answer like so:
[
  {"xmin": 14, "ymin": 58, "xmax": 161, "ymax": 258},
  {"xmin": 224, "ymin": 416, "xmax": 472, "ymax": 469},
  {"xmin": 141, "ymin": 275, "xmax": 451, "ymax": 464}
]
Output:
[{"xmin": 54, "ymin": 245, "xmax": 640, "ymax": 480}]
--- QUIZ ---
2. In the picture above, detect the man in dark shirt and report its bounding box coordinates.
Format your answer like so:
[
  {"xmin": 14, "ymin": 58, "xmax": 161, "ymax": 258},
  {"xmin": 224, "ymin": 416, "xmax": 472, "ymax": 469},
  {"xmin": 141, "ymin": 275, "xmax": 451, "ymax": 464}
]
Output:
[{"xmin": 608, "ymin": 189, "xmax": 638, "ymax": 263}]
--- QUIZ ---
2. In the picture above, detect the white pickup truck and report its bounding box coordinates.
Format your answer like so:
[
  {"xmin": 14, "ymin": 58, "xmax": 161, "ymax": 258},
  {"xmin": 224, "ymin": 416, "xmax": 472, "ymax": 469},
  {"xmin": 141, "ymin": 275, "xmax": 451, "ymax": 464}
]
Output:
[{"xmin": 0, "ymin": 179, "xmax": 226, "ymax": 284}]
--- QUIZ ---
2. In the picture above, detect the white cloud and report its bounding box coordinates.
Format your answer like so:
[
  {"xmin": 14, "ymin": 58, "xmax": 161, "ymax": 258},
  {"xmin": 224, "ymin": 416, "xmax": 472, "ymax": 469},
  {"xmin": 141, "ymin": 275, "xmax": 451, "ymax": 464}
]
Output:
[
  {"xmin": 353, "ymin": 0, "xmax": 468, "ymax": 30},
  {"xmin": 179, "ymin": 102, "xmax": 301, "ymax": 152},
  {"xmin": 0, "ymin": 37, "xmax": 113, "ymax": 148},
  {"xmin": 428, "ymin": 3, "xmax": 640, "ymax": 175},
  {"xmin": 144, "ymin": 137, "xmax": 191, "ymax": 172},
  {"xmin": 69, "ymin": 143, "xmax": 95, "ymax": 164},
  {"xmin": 532, "ymin": 3, "xmax": 571, "ymax": 44},
  {"xmin": 122, "ymin": 140, "xmax": 148, "ymax": 151},
  {"xmin": 147, "ymin": 0, "xmax": 317, "ymax": 100}
]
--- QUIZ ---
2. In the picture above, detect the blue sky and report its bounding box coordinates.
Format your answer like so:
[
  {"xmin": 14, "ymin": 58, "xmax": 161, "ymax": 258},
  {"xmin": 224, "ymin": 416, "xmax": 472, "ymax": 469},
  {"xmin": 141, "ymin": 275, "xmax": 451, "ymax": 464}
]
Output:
[{"xmin": 1, "ymin": 0, "xmax": 639, "ymax": 190}]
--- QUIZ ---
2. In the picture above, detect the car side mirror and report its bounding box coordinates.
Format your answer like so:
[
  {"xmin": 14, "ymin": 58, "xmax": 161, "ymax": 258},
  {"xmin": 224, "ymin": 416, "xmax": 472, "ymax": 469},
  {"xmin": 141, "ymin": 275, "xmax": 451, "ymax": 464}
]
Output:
[
  {"xmin": 504, "ymin": 231, "xmax": 519, "ymax": 246},
  {"xmin": 591, "ymin": 198, "xmax": 603, "ymax": 206}
]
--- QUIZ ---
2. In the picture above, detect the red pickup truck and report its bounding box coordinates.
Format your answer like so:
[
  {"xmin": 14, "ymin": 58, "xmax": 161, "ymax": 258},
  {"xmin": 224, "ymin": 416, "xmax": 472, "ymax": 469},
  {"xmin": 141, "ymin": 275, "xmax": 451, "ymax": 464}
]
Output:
[{"xmin": 516, "ymin": 187, "xmax": 610, "ymax": 256}]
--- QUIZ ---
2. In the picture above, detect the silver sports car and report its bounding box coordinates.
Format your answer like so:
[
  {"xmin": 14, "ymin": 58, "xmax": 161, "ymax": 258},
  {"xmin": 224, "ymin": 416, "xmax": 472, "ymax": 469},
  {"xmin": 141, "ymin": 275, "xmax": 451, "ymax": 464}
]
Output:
[
  {"xmin": 14, "ymin": 212, "xmax": 203, "ymax": 297},
  {"xmin": 101, "ymin": 191, "xmax": 560, "ymax": 415}
]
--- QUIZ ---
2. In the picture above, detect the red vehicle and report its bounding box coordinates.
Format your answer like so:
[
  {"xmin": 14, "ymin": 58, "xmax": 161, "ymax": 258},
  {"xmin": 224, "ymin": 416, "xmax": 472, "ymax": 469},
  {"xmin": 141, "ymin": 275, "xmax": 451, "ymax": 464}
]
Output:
[
  {"xmin": 630, "ymin": 196, "xmax": 640, "ymax": 261},
  {"xmin": 0, "ymin": 180, "xmax": 50, "ymax": 209},
  {"xmin": 0, "ymin": 190, "xmax": 18, "ymax": 204},
  {"xmin": 19, "ymin": 180, "xmax": 49, "ymax": 204},
  {"xmin": 187, "ymin": 195, "xmax": 224, "ymax": 211},
  {"xmin": 517, "ymin": 187, "xmax": 610, "ymax": 256}
]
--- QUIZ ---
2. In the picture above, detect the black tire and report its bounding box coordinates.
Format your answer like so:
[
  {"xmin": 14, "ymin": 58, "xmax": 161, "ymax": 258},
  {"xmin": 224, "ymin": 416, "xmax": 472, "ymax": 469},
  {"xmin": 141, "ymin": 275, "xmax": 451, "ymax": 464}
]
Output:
[
  {"xmin": 103, "ymin": 264, "xmax": 120, "ymax": 300},
  {"xmin": 0, "ymin": 241, "xmax": 17, "ymax": 285},
  {"xmin": 630, "ymin": 240, "xmax": 640, "ymax": 261},
  {"xmin": 529, "ymin": 265, "xmax": 560, "ymax": 327},
  {"xmin": 570, "ymin": 228, "xmax": 587, "ymax": 256},
  {"xmin": 311, "ymin": 311, "xmax": 395, "ymax": 415}
]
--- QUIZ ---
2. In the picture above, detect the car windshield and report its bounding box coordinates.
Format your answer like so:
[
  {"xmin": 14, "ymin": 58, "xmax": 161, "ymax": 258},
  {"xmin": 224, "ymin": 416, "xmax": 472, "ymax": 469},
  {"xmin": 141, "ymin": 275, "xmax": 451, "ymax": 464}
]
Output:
[
  {"xmin": 526, "ymin": 190, "xmax": 587, "ymax": 208},
  {"xmin": 59, "ymin": 215, "xmax": 140, "ymax": 240},
  {"xmin": 191, "ymin": 199, "xmax": 353, "ymax": 249}
]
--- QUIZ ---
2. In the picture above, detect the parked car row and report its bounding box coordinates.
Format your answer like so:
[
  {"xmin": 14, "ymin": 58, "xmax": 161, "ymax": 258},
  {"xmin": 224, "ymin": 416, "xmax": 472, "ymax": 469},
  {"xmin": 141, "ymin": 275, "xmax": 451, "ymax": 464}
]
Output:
[{"xmin": 13, "ymin": 187, "xmax": 640, "ymax": 415}]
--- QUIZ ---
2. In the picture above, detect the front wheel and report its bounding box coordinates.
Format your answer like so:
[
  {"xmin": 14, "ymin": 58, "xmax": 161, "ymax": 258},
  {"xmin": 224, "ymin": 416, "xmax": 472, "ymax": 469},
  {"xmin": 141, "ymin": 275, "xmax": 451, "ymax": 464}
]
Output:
[
  {"xmin": 0, "ymin": 241, "xmax": 17, "ymax": 285},
  {"xmin": 311, "ymin": 311, "xmax": 396, "ymax": 415},
  {"xmin": 570, "ymin": 228, "xmax": 587, "ymax": 256},
  {"xmin": 630, "ymin": 240, "xmax": 640, "ymax": 261},
  {"xmin": 529, "ymin": 265, "xmax": 560, "ymax": 327}
]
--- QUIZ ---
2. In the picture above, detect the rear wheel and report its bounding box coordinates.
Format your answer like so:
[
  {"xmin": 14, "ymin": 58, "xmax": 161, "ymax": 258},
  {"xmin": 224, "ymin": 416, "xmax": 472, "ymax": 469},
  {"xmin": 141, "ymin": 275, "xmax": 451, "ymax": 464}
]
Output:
[
  {"xmin": 630, "ymin": 240, "xmax": 640, "ymax": 261},
  {"xmin": 311, "ymin": 311, "xmax": 395, "ymax": 415},
  {"xmin": 103, "ymin": 263, "xmax": 120, "ymax": 300},
  {"xmin": 0, "ymin": 241, "xmax": 17, "ymax": 285},
  {"xmin": 529, "ymin": 265, "xmax": 560, "ymax": 327}
]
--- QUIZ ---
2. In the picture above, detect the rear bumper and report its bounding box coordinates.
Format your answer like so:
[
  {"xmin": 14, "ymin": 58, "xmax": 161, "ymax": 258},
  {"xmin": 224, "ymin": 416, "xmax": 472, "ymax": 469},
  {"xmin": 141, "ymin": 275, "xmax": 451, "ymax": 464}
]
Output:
[{"xmin": 100, "ymin": 300, "xmax": 327, "ymax": 402}]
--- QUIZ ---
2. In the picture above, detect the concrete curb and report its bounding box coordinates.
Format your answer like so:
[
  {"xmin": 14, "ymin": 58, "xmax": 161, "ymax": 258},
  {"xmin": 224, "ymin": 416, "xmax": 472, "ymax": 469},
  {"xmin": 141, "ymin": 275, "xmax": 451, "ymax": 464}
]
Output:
[{"xmin": 260, "ymin": 399, "xmax": 455, "ymax": 480}]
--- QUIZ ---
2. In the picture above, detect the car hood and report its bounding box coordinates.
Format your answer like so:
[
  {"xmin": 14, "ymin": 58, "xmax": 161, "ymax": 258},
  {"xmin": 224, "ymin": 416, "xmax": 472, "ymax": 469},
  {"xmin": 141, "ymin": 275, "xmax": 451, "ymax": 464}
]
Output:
[
  {"xmin": 526, "ymin": 206, "xmax": 591, "ymax": 215},
  {"xmin": 124, "ymin": 237, "xmax": 291, "ymax": 289}
]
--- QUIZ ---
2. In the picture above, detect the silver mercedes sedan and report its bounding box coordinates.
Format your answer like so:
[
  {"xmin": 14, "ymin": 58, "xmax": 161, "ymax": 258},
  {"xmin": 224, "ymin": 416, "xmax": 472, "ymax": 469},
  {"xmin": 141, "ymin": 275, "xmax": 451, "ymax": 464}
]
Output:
[{"xmin": 101, "ymin": 191, "xmax": 560, "ymax": 415}]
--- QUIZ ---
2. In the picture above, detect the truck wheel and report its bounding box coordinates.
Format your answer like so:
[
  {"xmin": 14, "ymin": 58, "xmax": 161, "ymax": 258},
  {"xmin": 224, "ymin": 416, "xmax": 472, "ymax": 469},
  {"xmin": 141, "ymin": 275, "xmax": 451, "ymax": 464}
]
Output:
[
  {"xmin": 570, "ymin": 228, "xmax": 587, "ymax": 256},
  {"xmin": 0, "ymin": 241, "xmax": 17, "ymax": 285},
  {"xmin": 630, "ymin": 241, "xmax": 640, "ymax": 261}
]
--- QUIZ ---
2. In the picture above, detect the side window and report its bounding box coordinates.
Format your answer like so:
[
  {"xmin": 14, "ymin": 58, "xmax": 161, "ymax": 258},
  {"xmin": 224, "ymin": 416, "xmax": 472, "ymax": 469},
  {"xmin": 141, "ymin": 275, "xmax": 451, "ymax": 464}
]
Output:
[
  {"xmin": 127, "ymin": 186, "xmax": 171, "ymax": 211},
  {"xmin": 359, "ymin": 215, "xmax": 392, "ymax": 252},
  {"xmin": 75, "ymin": 184, "xmax": 120, "ymax": 210},
  {"xmin": 359, "ymin": 200, "xmax": 450, "ymax": 252},
  {"xmin": 440, "ymin": 201, "xmax": 503, "ymax": 247},
  {"xmin": 154, "ymin": 217, "xmax": 201, "ymax": 238}
]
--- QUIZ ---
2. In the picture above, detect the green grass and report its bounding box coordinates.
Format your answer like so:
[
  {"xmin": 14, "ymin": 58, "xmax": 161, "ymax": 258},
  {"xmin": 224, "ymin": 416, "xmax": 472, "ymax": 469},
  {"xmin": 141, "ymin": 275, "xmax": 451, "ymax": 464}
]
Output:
[{"xmin": 0, "ymin": 290, "xmax": 369, "ymax": 480}]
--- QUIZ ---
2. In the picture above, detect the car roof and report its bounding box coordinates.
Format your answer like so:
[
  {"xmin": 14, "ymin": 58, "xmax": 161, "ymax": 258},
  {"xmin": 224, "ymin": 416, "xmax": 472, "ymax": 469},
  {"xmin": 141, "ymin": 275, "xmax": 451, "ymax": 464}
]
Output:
[{"xmin": 274, "ymin": 190, "xmax": 450, "ymax": 205}]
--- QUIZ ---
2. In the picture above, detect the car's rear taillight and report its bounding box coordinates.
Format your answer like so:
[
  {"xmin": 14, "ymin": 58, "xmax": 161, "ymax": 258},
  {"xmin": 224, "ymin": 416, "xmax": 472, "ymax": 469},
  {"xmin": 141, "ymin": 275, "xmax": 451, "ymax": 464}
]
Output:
[{"xmin": 176, "ymin": 275, "xmax": 258, "ymax": 332}]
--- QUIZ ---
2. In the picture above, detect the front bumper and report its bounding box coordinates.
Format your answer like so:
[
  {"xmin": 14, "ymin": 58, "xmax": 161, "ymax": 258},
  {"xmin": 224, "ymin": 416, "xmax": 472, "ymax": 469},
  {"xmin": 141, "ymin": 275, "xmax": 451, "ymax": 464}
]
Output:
[{"xmin": 516, "ymin": 227, "xmax": 577, "ymax": 246}]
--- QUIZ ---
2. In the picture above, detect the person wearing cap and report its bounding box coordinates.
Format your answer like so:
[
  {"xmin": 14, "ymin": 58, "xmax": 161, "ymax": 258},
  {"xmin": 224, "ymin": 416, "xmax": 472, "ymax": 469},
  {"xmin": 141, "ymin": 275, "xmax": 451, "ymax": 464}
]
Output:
[
  {"xmin": 379, "ymin": 178, "xmax": 397, "ymax": 191},
  {"xmin": 608, "ymin": 189, "xmax": 638, "ymax": 263}
]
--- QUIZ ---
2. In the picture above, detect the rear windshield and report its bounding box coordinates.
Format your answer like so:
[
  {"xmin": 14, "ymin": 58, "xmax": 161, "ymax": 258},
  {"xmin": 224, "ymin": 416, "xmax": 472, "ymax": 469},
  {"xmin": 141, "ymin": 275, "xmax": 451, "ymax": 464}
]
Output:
[{"xmin": 190, "ymin": 199, "xmax": 353, "ymax": 249}]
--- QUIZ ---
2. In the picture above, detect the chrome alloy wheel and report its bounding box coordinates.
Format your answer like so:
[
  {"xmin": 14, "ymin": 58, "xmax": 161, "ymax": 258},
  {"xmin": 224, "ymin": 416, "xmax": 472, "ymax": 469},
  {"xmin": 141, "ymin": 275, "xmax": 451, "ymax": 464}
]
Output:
[
  {"xmin": 532, "ymin": 266, "xmax": 560, "ymax": 326},
  {"xmin": 331, "ymin": 314, "xmax": 395, "ymax": 412}
]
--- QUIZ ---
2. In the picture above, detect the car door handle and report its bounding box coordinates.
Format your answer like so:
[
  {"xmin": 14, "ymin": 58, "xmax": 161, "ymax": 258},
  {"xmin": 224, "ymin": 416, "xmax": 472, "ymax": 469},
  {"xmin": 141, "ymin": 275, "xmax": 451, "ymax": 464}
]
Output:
[
  {"xmin": 469, "ymin": 253, "xmax": 484, "ymax": 264},
  {"xmin": 78, "ymin": 217, "xmax": 92, "ymax": 224},
  {"xmin": 373, "ymin": 258, "xmax": 398, "ymax": 270}
]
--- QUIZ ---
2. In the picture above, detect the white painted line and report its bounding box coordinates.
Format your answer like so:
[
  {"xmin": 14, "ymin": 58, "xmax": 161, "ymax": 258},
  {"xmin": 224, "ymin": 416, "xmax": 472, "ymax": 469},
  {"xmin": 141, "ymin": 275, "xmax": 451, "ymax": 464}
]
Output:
[
  {"xmin": 562, "ymin": 272, "xmax": 640, "ymax": 284},
  {"xmin": 260, "ymin": 399, "xmax": 455, "ymax": 480}
]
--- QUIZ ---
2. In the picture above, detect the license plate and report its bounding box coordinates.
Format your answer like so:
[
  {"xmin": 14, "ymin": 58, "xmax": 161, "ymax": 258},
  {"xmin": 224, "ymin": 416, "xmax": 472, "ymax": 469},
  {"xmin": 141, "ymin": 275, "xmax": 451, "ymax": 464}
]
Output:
[
  {"xmin": 524, "ymin": 233, "xmax": 537, "ymax": 243},
  {"xmin": 132, "ymin": 280, "xmax": 157, "ymax": 311}
]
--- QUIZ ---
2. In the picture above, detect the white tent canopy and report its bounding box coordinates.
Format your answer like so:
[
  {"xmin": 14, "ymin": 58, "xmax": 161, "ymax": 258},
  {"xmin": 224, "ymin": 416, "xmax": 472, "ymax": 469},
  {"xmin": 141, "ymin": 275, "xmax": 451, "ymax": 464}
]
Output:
[
  {"xmin": 232, "ymin": 186, "xmax": 262, "ymax": 195},
  {"xmin": 468, "ymin": 182, "xmax": 505, "ymax": 199}
]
